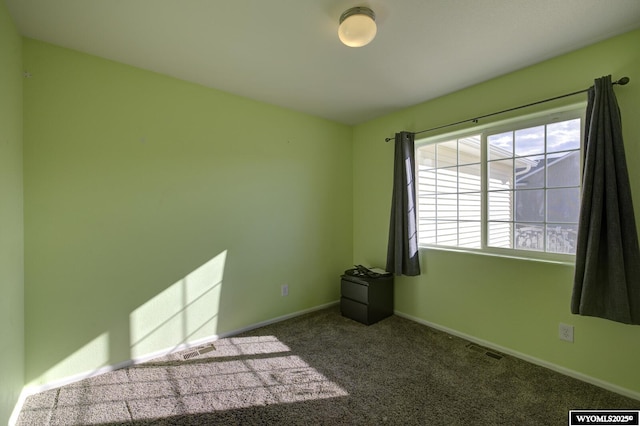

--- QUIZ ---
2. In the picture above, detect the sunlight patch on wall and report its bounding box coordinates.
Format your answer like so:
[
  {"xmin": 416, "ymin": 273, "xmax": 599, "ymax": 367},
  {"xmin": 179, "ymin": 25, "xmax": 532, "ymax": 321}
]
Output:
[
  {"xmin": 30, "ymin": 332, "xmax": 110, "ymax": 387},
  {"xmin": 129, "ymin": 250, "xmax": 227, "ymax": 359}
]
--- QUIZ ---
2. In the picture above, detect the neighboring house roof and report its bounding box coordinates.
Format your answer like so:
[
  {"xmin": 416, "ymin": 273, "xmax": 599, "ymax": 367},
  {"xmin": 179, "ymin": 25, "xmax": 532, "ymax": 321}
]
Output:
[{"xmin": 515, "ymin": 150, "xmax": 579, "ymax": 186}]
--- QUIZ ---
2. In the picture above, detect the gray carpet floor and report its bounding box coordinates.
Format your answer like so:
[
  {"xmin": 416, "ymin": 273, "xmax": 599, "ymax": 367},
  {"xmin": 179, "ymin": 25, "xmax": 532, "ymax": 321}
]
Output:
[{"xmin": 17, "ymin": 305, "xmax": 640, "ymax": 425}]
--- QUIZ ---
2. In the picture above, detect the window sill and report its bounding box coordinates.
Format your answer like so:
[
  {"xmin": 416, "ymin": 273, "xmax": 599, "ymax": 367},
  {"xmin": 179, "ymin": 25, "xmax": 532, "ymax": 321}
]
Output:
[{"xmin": 418, "ymin": 245, "xmax": 576, "ymax": 266}]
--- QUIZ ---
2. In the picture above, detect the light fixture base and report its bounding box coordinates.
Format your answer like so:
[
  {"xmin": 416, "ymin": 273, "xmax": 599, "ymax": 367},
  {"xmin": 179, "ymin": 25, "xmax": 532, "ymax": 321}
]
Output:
[{"xmin": 339, "ymin": 6, "xmax": 375, "ymax": 25}]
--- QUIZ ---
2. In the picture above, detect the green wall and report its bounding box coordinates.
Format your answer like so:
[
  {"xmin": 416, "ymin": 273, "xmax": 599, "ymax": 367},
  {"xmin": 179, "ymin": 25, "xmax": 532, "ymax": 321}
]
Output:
[
  {"xmin": 353, "ymin": 29, "xmax": 640, "ymax": 397},
  {"xmin": 22, "ymin": 39, "xmax": 353, "ymax": 388},
  {"xmin": 0, "ymin": 1, "xmax": 24, "ymax": 424}
]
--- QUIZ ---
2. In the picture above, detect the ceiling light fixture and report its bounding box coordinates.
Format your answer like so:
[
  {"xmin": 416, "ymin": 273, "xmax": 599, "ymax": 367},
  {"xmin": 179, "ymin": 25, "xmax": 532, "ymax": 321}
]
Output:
[{"xmin": 338, "ymin": 6, "xmax": 377, "ymax": 47}]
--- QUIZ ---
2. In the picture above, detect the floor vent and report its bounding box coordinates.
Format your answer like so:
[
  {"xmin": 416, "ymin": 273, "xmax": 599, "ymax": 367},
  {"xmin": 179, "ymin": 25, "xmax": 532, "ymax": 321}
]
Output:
[
  {"xmin": 182, "ymin": 344, "xmax": 216, "ymax": 360},
  {"xmin": 466, "ymin": 344, "xmax": 503, "ymax": 360},
  {"xmin": 485, "ymin": 351, "xmax": 503, "ymax": 360},
  {"xmin": 467, "ymin": 344, "xmax": 485, "ymax": 353},
  {"xmin": 182, "ymin": 350, "xmax": 200, "ymax": 360}
]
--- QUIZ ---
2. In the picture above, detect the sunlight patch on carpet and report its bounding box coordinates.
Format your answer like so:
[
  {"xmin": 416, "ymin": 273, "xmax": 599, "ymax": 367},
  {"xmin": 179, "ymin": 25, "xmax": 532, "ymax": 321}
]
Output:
[{"xmin": 18, "ymin": 335, "xmax": 349, "ymax": 424}]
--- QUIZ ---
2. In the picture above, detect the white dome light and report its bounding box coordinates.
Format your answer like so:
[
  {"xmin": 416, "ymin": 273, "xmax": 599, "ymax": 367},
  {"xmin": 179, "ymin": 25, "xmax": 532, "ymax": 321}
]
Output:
[{"xmin": 338, "ymin": 7, "xmax": 377, "ymax": 48}]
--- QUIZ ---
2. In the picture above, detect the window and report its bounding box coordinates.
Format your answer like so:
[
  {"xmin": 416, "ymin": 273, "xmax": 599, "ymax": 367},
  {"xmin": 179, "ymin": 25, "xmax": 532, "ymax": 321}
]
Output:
[{"xmin": 416, "ymin": 109, "xmax": 582, "ymax": 260}]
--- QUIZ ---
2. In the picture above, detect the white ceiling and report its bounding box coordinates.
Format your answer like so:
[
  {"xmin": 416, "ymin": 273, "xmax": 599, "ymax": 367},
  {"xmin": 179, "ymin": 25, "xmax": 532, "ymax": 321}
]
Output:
[{"xmin": 6, "ymin": 0, "xmax": 640, "ymax": 125}]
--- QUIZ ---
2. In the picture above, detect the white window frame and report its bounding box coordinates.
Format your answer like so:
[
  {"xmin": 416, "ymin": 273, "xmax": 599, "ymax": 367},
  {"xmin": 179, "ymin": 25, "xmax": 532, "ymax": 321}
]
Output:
[{"xmin": 415, "ymin": 104, "xmax": 585, "ymax": 264}]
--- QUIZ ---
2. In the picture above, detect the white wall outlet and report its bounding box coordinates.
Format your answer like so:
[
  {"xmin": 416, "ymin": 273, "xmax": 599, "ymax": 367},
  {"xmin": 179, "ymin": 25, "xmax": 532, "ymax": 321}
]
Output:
[
  {"xmin": 559, "ymin": 323, "xmax": 574, "ymax": 342},
  {"xmin": 281, "ymin": 284, "xmax": 289, "ymax": 297}
]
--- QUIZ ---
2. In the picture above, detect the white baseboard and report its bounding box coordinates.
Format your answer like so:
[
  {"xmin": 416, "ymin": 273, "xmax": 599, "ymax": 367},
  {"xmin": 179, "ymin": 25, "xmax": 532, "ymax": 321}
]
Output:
[
  {"xmin": 394, "ymin": 310, "xmax": 640, "ymax": 402},
  {"xmin": 9, "ymin": 388, "xmax": 32, "ymax": 426},
  {"xmin": 11, "ymin": 300, "xmax": 339, "ymax": 425}
]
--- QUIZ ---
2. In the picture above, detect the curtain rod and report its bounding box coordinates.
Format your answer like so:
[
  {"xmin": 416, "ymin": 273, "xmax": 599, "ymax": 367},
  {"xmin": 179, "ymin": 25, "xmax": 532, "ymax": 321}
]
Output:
[{"xmin": 384, "ymin": 76, "xmax": 630, "ymax": 142}]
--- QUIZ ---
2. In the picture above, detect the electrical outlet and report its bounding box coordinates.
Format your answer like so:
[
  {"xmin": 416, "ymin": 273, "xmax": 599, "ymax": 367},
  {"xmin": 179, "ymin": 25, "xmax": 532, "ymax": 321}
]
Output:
[
  {"xmin": 281, "ymin": 284, "xmax": 289, "ymax": 297},
  {"xmin": 559, "ymin": 323, "xmax": 574, "ymax": 342}
]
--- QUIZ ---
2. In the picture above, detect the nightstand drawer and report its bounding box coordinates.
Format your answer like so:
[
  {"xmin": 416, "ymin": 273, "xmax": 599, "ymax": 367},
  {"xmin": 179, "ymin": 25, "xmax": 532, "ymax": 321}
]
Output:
[
  {"xmin": 341, "ymin": 279, "xmax": 369, "ymax": 304},
  {"xmin": 340, "ymin": 297, "xmax": 368, "ymax": 324}
]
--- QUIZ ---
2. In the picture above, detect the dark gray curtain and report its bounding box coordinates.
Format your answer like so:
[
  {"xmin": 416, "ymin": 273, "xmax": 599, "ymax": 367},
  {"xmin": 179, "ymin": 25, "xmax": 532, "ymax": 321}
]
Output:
[
  {"xmin": 386, "ymin": 131, "xmax": 421, "ymax": 276},
  {"xmin": 571, "ymin": 75, "xmax": 640, "ymax": 325}
]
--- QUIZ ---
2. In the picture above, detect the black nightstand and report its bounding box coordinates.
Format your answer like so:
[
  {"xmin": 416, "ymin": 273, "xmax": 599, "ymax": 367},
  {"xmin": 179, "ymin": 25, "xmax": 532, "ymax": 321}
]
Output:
[{"xmin": 340, "ymin": 274, "xmax": 394, "ymax": 325}]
